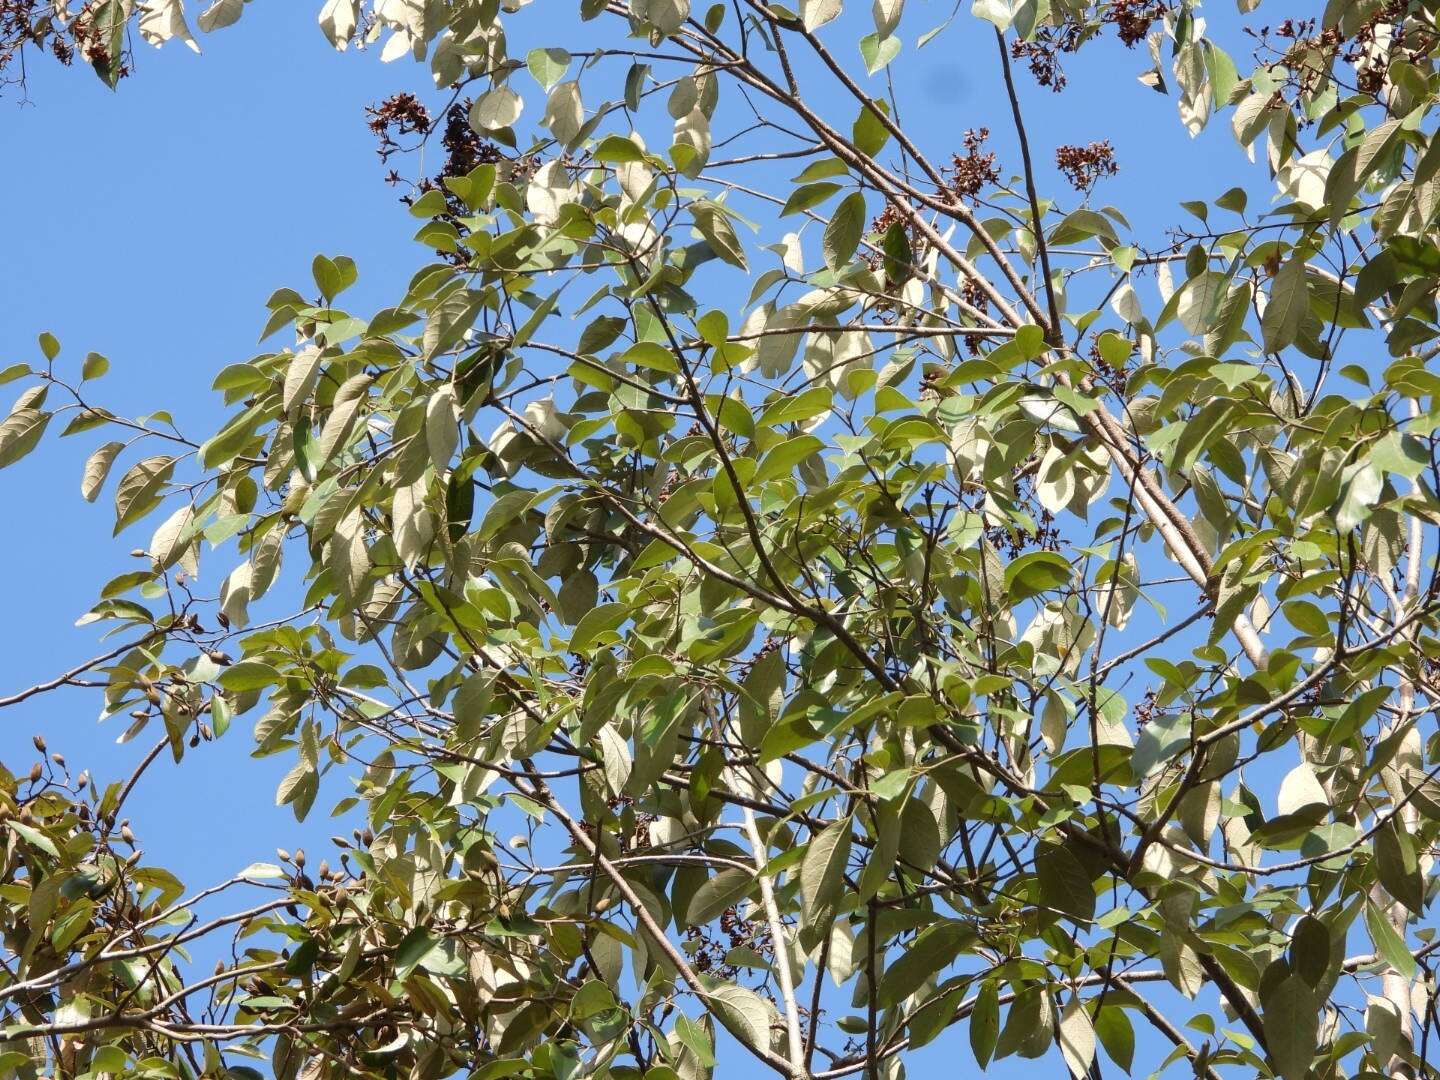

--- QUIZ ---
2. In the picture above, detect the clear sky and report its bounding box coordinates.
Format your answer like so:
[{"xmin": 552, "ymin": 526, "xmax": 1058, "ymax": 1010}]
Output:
[{"xmin": 0, "ymin": 4, "xmax": 1272, "ymax": 1075}]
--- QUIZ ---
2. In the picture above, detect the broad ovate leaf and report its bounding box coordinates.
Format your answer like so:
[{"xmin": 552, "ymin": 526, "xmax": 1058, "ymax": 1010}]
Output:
[
  {"xmin": 318, "ymin": 0, "xmax": 360, "ymax": 48},
  {"xmin": 471, "ymin": 86, "xmax": 523, "ymax": 131}
]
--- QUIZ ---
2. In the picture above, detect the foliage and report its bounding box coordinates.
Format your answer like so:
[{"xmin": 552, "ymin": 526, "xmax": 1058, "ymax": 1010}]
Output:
[{"xmin": 4, "ymin": 2, "xmax": 1440, "ymax": 1080}]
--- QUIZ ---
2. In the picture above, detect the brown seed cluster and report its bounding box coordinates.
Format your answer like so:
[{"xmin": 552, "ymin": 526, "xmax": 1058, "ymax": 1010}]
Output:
[
  {"xmin": 1009, "ymin": 1, "xmax": 1170, "ymax": 92},
  {"xmin": 1055, "ymin": 140, "xmax": 1118, "ymax": 193},
  {"xmin": 1248, "ymin": 1, "xmax": 1428, "ymax": 101},
  {"xmin": 0, "ymin": 0, "xmax": 130, "ymax": 83},
  {"xmin": 960, "ymin": 278, "xmax": 991, "ymax": 355},
  {"xmin": 366, "ymin": 92, "xmax": 432, "ymax": 163},
  {"xmin": 1010, "ymin": 25, "xmax": 1083, "ymax": 93},
  {"xmin": 367, "ymin": 95, "xmax": 513, "ymax": 263},
  {"xmin": 684, "ymin": 905, "xmax": 773, "ymax": 981},
  {"xmin": 1108, "ymin": 0, "xmax": 1167, "ymax": 48},
  {"xmin": 946, "ymin": 128, "xmax": 1001, "ymax": 202},
  {"xmin": 970, "ymin": 468, "xmax": 1063, "ymax": 557}
]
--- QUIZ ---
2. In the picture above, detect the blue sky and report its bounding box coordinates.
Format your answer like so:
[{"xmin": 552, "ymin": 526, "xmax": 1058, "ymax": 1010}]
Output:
[{"xmin": 0, "ymin": 3, "xmax": 1278, "ymax": 1075}]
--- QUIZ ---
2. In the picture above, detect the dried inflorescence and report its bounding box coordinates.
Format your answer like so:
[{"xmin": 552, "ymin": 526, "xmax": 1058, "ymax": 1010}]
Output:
[
  {"xmin": 1107, "ymin": 0, "xmax": 1168, "ymax": 47},
  {"xmin": 1010, "ymin": 0, "xmax": 1169, "ymax": 91},
  {"xmin": 438, "ymin": 99, "xmax": 506, "ymax": 179},
  {"xmin": 368, "ymin": 96, "xmax": 510, "ymax": 262},
  {"xmin": 366, "ymin": 92, "xmax": 432, "ymax": 163},
  {"xmin": 0, "ymin": 0, "xmax": 139, "ymax": 85},
  {"xmin": 684, "ymin": 905, "xmax": 774, "ymax": 987},
  {"xmin": 1010, "ymin": 25, "xmax": 1083, "ymax": 93},
  {"xmin": 1055, "ymin": 140, "xmax": 1118, "ymax": 193},
  {"xmin": 0, "ymin": 0, "xmax": 134, "ymax": 85},
  {"xmin": 968, "ymin": 468, "xmax": 1064, "ymax": 557},
  {"xmin": 946, "ymin": 128, "xmax": 1001, "ymax": 202},
  {"xmin": 960, "ymin": 277, "xmax": 991, "ymax": 355},
  {"xmin": 1248, "ymin": 1, "xmax": 1430, "ymax": 101}
]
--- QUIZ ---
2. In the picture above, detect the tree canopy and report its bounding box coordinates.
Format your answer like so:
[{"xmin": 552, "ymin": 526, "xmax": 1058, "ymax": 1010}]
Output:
[{"xmin": 4, "ymin": 2, "xmax": 1440, "ymax": 1080}]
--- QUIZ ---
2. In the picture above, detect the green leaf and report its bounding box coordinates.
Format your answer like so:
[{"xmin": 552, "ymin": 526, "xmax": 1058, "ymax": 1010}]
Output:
[
  {"xmin": 312, "ymin": 255, "xmax": 344, "ymax": 303},
  {"xmin": 859, "ymin": 32, "xmax": 900, "ymax": 74},
  {"xmin": 674, "ymin": 1014, "xmax": 717, "ymax": 1068},
  {"xmin": 800, "ymin": 817, "xmax": 852, "ymax": 929},
  {"xmin": 1005, "ymin": 551, "xmax": 1071, "ymax": 601},
  {"xmin": 686, "ymin": 868, "xmax": 753, "ymax": 926},
  {"xmin": 1261, "ymin": 254, "xmax": 1308, "ymax": 353},
  {"xmin": 1035, "ymin": 842, "xmax": 1095, "ymax": 923},
  {"xmin": 82, "ymin": 352, "xmax": 110, "ymax": 380},
  {"xmin": 800, "ymin": 0, "xmax": 841, "ymax": 30},
  {"xmin": 526, "ymin": 47, "xmax": 571, "ymax": 89},
  {"xmin": 113, "ymin": 455, "xmax": 177, "ymax": 534},
  {"xmin": 0, "ymin": 409, "xmax": 50, "ymax": 469},
  {"xmin": 1094, "ymin": 1006, "xmax": 1135, "ymax": 1073},
  {"xmin": 594, "ymin": 135, "xmax": 645, "ymax": 163},
  {"xmin": 878, "ymin": 921, "xmax": 968, "ymax": 1006},
  {"xmin": 707, "ymin": 982, "xmax": 776, "ymax": 1056},
  {"xmin": 1131, "ymin": 710, "xmax": 1190, "ymax": 775},
  {"xmin": 394, "ymin": 927, "xmax": 438, "ymax": 979},
  {"xmin": 9, "ymin": 820, "xmax": 60, "ymax": 858},
  {"xmin": 1260, "ymin": 974, "xmax": 1319, "ymax": 1080},
  {"xmin": 853, "ymin": 100, "xmax": 891, "ymax": 157},
  {"xmin": 971, "ymin": 0, "xmax": 1024, "ymax": 31},
  {"xmin": 1365, "ymin": 899, "xmax": 1417, "ymax": 979},
  {"xmin": 1376, "ymin": 821, "xmax": 1424, "ymax": 914},
  {"xmin": 971, "ymin": 981, "xmax": 999, "ymax": 1067},
  {"xmin": 690, "ymin": 201, "xmax": 748, "ymax": 270},
  {"xmin": 781, "ymin": 182, "xmax": 842, "ymax": 217},
  {"xmin": 570, "ymin": 602, "xmax": 627, "ymax": 655},
  {"xmin": 823, "ymin": 191, "xmax": 866, "ymax": 271},
  {"xmin": 218, "ymin": 660, "xmax": 280, "ymax": 692},
  {"xmin": 81, "ymin": 441, "xmax": 125, "ymax": 502}
]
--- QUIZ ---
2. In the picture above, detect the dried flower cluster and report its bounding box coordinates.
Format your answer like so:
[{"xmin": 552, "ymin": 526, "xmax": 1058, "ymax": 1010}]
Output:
[
  {"xmin": 0, "ymin": 0, "xmax": 129, "ymax": 86},
  {"xmin": 1108, "ymin": 0, "xmax": 1168, "ymax": 47},
  {"xmin": 1009, "ymin": 24, "xmax": 1084, "ymax": 93},
  {"xmin": 368, "ymin": 96, "xmax": 510, "ymax": 261},
  {"xmin": 946, "ymin": 128, "xmax": 1001, "ymax": 202},
  {"xmin": 1055, "ymin": 140, "xmax": 1118, "ymax": 192},
  {"xmin": 1010, "ymin": 0, "xmax": 1169, "ymax": 92},
  {"xmin": 1248, "ymin": 1, "xmax": 1431, "ymax": 100},
  {"xmin": 365, "ymin": 91, "xmax": 432, "ymax": 163},
  {"xmin": 683, "ymin": 907, "xmax": 774, "ymax": 985}
]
